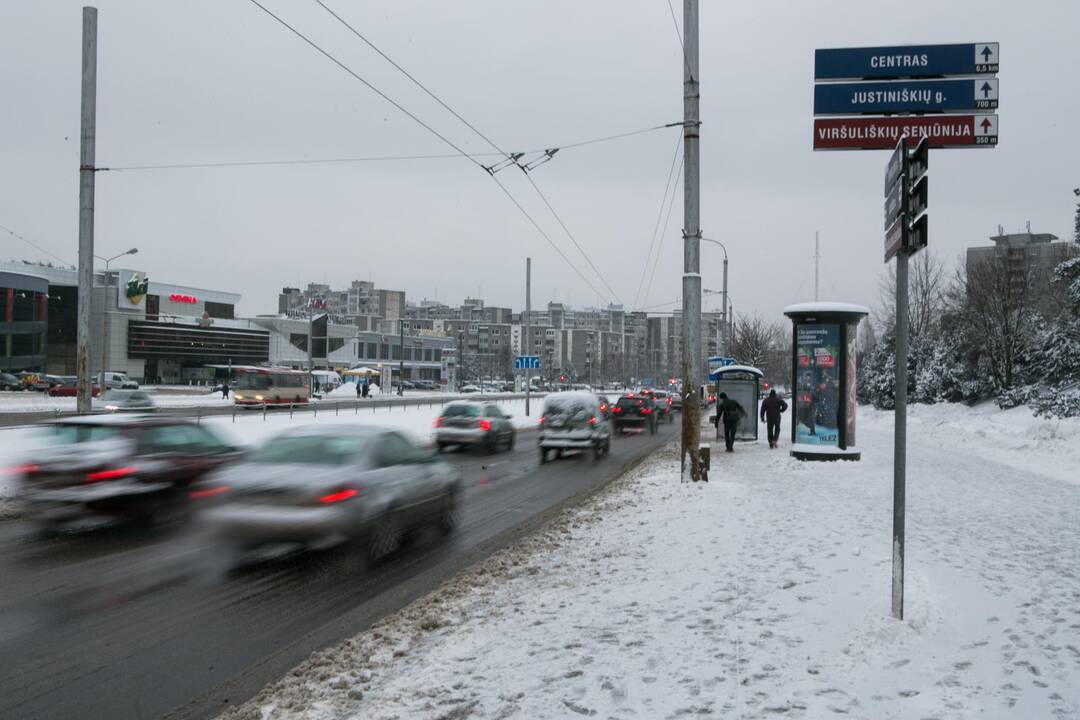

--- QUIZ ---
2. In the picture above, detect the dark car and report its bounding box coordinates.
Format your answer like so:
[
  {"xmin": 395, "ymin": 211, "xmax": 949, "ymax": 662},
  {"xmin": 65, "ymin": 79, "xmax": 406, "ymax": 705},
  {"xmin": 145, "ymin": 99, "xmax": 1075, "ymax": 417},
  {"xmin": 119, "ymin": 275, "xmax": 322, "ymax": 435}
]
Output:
[
  {"xmin": 435, "ymin": 400, "xmax": 516, "ymax": 453},
  {"xmin": 650, "ymin": 390, "xmax": 675, "ymax": 423},
  {"xmin": 611, "ymin": 394, "xmax": 657, "ymax": 434},
  {"xmin": 192, "ymin": 425, "xmax": 462, "ymax": 564},
  {"xmin": 1, "ymin": 372, "xmax": 22, "ymax": 391},
  {"xmin": 18, "ymin": 415, "xmax": 242, "ymax": 531}
]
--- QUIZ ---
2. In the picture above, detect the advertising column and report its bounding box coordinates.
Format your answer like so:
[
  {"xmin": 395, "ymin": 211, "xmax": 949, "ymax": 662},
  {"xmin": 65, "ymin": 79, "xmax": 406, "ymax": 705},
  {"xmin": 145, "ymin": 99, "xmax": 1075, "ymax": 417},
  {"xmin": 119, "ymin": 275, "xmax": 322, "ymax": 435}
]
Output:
[{"xmin": 794, "ymin": 324, "xmax": 841, "ymax": 446}]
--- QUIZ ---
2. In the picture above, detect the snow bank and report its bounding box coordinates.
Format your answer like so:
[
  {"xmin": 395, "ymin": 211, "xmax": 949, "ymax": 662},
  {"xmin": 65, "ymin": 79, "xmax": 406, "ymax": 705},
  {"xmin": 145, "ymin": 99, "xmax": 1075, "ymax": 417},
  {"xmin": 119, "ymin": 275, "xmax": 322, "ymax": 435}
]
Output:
[{"xmin": 221, "ymin": 404, "xmax": 1080, "ymax": 720}]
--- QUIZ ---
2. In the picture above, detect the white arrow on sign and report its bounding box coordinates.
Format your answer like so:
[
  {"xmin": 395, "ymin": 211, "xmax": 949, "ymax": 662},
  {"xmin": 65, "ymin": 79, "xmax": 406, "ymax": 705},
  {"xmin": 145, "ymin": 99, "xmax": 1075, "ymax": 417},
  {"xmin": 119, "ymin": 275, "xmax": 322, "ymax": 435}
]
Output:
[{"xmin": 974, "ymin": 42, "xmax": 999, "ymax": 66}]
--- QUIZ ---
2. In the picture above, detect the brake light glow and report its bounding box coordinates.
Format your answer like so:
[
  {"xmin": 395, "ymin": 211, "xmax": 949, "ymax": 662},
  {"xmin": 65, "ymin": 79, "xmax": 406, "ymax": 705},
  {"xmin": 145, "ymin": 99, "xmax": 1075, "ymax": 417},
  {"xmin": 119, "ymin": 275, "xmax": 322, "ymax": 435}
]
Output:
[
  {"xmin": 641, "ymin": 408, "xmax": 653, "ymax": 414},
  {"xmin": 612, "ymin": 407, "xmax": 622, "ymax": 413},
  {"xmin": 478, "ymin": 419, "xmax": 491, "ymax": 431},
  {"xmin": 588, "ymin": 416, "xmax": 598, "ymax": 426},
  {"xmin": 434, "ymin": 416, "xmax": 443, "ymax": 428},
  {"xmin": 85, "ymin": 466, "xmax": 138, "ymax": 483},
  {"xmin": 319, "ymin": 488, "xmax": 358, "ymax": 504},
  {"xmin": 538, "ymin": 416, "xmax": 545, "ymax": 424},
  {"xmin": 3, "ymin": 464, "xmax": 38, "ymax": 475},
  {"xmin": 189, "ymin": 485, "xmax": 230, "ymax": 499}
]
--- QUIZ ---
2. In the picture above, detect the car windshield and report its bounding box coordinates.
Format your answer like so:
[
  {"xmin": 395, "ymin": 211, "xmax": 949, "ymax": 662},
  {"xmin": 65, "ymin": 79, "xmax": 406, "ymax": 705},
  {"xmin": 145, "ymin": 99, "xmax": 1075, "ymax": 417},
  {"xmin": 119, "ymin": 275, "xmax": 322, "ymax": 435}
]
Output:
[
  {"xmin": 544, "ymin": 399, "xmax": 590, "ymax": 418},
  {"xmin": 100, "ymin": 390, "xmax": 134, "ymax": 401},
  {"xmin": 442, "ymin": 404, "xmax": 480, "ymax": 417},
  {"xmin": 616, "ymin": 397, "xmax": 647, "ymax": 409},
  {"xmin": 248, "ymin": 434, "xmax": 364, "ymax": 465}
]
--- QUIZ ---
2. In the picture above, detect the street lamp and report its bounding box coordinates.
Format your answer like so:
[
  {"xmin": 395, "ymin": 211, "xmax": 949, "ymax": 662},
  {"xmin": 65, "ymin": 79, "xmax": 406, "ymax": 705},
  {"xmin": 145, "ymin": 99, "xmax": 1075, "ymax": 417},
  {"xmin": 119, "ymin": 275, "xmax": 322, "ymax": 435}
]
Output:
[
  {"xmin": 701, "ymin": 237, "xmax": 728, "ymax": 355},
  {"xmin": 95, "ymin": 247, "xmax": 138, "ymax": 390}
]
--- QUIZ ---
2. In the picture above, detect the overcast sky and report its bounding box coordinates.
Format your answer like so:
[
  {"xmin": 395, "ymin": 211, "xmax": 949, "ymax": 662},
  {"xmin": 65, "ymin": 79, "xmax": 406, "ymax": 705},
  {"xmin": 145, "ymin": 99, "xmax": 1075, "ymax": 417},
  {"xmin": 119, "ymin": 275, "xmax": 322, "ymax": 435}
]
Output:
[{"xmin": 2, "ymin": 1, "xmax": 1077, "ymax": 321}]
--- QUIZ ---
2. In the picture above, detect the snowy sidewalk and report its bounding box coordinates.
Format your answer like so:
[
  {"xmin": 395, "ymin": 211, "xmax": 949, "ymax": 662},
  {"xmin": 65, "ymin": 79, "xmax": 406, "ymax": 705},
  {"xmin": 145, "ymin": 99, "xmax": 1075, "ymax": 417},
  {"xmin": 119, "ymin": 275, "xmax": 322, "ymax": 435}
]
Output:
[{"xmin": 224, "ymin": 404, "xmax": 1080, "ymax": 720}]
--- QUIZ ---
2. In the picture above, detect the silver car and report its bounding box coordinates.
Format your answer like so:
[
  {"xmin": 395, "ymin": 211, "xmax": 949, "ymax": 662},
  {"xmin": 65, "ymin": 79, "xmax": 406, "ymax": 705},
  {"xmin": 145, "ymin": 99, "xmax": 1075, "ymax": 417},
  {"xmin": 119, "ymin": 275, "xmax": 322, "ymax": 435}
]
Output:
[
  {"xmin": 538, "ymin": 391, "xmax": 612, "ymax": 464},
  {"xmin": 192, "ymin": 425, "xmax": 462, "ymax": 563},
  {"xmin": 435, "ymin": 400, "xmax": 516, "ymax": 453},
  {"xmin": 93, "ymin": 389, "xmax": 156, "ymax": 413}
]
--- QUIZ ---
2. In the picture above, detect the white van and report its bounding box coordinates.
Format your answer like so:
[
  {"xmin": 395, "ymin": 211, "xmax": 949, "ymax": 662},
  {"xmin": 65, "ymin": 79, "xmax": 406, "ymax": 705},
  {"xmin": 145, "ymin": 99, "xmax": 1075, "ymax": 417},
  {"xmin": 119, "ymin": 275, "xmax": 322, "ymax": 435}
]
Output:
[{"xmin": 104, "ymin": 372, "xmax": 138, "ymax": 390}]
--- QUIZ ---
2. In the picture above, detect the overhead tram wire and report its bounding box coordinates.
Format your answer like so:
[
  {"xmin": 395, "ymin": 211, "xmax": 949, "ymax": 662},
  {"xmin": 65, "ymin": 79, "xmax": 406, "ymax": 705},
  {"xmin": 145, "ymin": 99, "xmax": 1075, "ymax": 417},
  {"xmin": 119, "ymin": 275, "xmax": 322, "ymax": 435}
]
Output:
[
  {"xmin": 642, "ymin": 155, "xmax": 683, "ymax": 311},
  {"xmin": 633, "ymin": 132, "xmax": 682, "ymax": 311},
  {"xmin": 312, "ymin": 0, "xmax": 626, "ymax": 307},
  {"xmin": 100, "ymin": 124, "xmax": 679, "ymax": 172},
  {"xmin": 0, "ymin": 223, "xmax": 70, "ymax": 266},
  {"xmin": 244, "ymin": 0, "xmax": 609, "ymax": 303},
  {"xmin": 665, "ymin": 0, "xmax": 694, "ymax": 82}
]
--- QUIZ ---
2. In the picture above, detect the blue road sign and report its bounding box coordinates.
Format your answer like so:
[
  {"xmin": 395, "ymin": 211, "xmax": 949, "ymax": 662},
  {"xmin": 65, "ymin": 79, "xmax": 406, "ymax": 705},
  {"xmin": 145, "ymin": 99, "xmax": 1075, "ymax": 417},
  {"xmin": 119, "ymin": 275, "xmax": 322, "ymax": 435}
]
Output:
[
  {"xmin": 815, "ymin": 78, "xmax": 998, "ymax": 115},
  {"xmin": 815, "ymin": 43, "xmax": 998, "ymax": 81},
  {"xmin": 515, "ymin": 355, "xmax": 541, "ymax": 370}
]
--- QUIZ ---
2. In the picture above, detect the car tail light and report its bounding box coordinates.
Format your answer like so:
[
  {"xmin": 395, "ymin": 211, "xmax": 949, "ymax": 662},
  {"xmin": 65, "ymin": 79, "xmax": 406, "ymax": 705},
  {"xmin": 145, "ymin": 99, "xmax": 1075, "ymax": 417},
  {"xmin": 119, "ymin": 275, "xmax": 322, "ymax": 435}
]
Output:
[
  {"xmin": 641, "ymin": 408, "xmax": 652, "ymax": 414},
  {"xmin": 3, "ymin": 463, "xmax": 38, "ymax": 476},
  {"xmin": 612, "ymin": 406, "xmax": 622, "ymax": 413},
  {"xmin": 318, "ymin": 488, "xmax": 358, "ymax": 504},
  {"xmin": 478, "ymin": 419, "xmax": 491, "ymax": 431},
  {"xmin": 189, "ymin": 485, "xmax": 230, "ymax": 500},
  {"xmin": 587, "ymin": 416, "xmax": 598, "ymax": 426},
  {"xmin": 434, "ymin": 416, "xmax": 443, "ymax": 428},
  {"xmin": 84, "ymin": 466, "xmax": 138, "ymax": 483},
  {"xmin": 538, "ymin": 416, "xmax": 545, "ymax": 424}
]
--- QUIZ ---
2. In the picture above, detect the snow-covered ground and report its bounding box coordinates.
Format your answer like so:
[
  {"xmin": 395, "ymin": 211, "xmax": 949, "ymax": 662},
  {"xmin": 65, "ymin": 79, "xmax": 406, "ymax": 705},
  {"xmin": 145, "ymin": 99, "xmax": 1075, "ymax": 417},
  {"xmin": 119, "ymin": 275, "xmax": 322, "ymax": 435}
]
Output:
[
  {"xmin": 221, "ymin": 402, "xmax": 1080, "ymax": 720},
  {"xmin": 0, "ymin": 397, "xmax": 541, "ymax": 514}
]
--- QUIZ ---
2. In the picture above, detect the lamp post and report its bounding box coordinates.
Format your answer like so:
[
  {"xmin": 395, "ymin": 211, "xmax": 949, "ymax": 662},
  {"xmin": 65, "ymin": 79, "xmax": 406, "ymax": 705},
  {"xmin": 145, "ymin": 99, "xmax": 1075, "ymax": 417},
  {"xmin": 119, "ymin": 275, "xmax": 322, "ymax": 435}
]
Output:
[
  {"xmin": 94, "ymin": 247, "xmax": 138, "ymax": 391},
  {"xmin": 701, "ymin": 238, "xmax": 728, "ymax": 355}
]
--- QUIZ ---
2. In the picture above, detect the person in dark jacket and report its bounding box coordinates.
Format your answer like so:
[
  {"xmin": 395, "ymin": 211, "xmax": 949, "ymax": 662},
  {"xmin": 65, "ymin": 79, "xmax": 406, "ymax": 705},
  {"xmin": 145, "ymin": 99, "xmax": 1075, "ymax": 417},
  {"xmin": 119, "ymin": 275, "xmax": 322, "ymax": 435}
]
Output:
[
  {"xmin": 221, "ymin": 379, "xmax": 229, "ymax": 399},
  {"xmin": 760, "ymin": 389, "xmax": 789, "ymax": 449},
  {"xmin": 713, "ymin": 392, "xmax": 746, "ymax": 452},
  {"xmin": 356, "ymin": 379, "xmax": 363, "ymax": 398},
  {"xmin": 362, "ymin": 379, "xmax": 370, "ymax": 398}
]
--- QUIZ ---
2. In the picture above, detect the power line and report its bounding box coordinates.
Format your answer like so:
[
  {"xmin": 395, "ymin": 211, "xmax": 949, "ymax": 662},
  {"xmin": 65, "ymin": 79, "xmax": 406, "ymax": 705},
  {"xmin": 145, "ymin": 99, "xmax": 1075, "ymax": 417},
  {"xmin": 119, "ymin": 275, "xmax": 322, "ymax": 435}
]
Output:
[
  {"xmin": 633, "ymin": 132, "xmax": 682, "ymax": 310},
  {"xmin": 0, "ymin": 222, "xmax": 71, "ymax": 266},
  {"xmin": 665, "ymin": 0, "xmax": 693, "ymax": 81},
  {"xmin": 309, "ymin": 0, "xmax": 625, "ymax": 306},
  {"xmin": 245, "ymin": 0, "xmax": 610, "ymax": 303}
]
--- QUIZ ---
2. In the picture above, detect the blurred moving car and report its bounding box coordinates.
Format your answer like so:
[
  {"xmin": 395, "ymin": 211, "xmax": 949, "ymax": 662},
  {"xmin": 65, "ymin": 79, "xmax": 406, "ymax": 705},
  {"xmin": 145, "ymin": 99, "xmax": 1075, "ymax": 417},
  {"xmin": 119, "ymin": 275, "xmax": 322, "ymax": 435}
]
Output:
[
  {"xmin": 595, "ymin": 394, "xmax": 613, "ymax": 421},
  {"xmin": 459, "ymin": 384, "xmax": 481, "ymax": 393},
  {"xmin": 538, "ymin": 391, "xmax": 611, "ymax": 463},
  {"xmin": 17, "ymin": 415, "xmax": 241, "ymax": 531},
  {"xmin": 435, "ymin": 400, "xmax": 516, "ymax": 453},
  {"xmin": 93, "ymin": 389, "xmax": 157, "ymax": 413},
  {"xmin": 192, "ymin": 425, "xmax": 462, "ymax": 563},
  {"xmin": 1, "ymin": 372, "xmax": 22, "ymax": 391},
  {"xmin": 612, "ymin": 394, "xmax": 657, "ymax": 435},
  {"xmin": 651, "ymin": 390, "xmax": 675, "ymax": 423},
  {"xmin": 413, "ymin": 379, "xmax": 438, "ymax": 391}
]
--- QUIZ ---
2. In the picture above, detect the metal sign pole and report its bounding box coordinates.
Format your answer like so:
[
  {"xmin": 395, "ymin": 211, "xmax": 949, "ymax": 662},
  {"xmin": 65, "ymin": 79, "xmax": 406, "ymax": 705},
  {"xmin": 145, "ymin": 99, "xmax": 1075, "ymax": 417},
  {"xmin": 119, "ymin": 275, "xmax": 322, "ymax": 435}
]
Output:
[
  {"xmin": 892, "ymin": 242, "xmax": 909, "ymax": 621},
  {"xmin": 525, "ymin": 257, "xmax": 531, "ymax": 416}
]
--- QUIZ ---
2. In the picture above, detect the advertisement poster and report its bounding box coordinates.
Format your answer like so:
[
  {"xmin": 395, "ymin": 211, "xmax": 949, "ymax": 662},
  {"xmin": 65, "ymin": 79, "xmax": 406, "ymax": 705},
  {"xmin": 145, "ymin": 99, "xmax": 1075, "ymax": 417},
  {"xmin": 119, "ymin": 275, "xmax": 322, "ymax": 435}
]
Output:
[
  {"xmin": 795, "ymin": 324, "xmax": 840, "ymax": 446},
  {"xmin": 846, "ymin": 324, "xmax": 858, "ymax": 447}
]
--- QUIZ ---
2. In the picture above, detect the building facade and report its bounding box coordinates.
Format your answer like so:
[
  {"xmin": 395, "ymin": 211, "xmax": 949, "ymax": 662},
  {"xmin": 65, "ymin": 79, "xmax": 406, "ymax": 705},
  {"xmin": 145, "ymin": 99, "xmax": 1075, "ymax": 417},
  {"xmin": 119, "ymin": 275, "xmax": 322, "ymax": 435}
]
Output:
[{"xmin": 0, "ymin": 269, "xmax": 48, "ymax": 373}]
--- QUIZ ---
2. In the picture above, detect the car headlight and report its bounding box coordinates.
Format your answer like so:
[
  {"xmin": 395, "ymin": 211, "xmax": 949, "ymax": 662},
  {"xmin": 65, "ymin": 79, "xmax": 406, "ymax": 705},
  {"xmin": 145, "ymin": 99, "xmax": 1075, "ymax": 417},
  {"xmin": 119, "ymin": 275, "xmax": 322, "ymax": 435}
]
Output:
[
  {"xmin": 104, "ymin": 404, "xmax": 119, "ymax": 412},
  {"xmin": 234, "ymin": 393, "xmax": 244, "ymax": 400},
  {"xmin": 255, "ymin": 394, "xmax": 264, "ymax": 401}
]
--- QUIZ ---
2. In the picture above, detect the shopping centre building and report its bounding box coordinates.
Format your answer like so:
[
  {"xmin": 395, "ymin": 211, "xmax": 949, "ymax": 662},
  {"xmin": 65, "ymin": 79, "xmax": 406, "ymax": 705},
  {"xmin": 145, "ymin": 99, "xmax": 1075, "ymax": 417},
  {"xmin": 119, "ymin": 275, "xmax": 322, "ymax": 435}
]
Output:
[{"xmin": 0, "ymin": 261, "xmax": 452, "ymax": 385}]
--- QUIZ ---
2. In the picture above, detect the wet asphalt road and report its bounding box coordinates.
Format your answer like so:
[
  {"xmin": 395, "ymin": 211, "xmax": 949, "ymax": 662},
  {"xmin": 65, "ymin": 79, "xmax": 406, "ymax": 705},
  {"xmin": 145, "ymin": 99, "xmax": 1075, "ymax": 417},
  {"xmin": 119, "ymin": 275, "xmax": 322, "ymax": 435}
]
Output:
[{"xmin": 0, "ymin": 420, "xmax": 678, "ymax": 720}]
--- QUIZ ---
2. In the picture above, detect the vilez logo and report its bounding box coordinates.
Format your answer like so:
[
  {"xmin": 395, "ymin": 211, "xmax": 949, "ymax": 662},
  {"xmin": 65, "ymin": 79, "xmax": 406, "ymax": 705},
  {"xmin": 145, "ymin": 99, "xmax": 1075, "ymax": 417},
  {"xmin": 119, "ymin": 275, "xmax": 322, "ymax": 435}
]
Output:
[{"xmin": 125, "ymin": 272, "xmax": 148, "ymax": 305}]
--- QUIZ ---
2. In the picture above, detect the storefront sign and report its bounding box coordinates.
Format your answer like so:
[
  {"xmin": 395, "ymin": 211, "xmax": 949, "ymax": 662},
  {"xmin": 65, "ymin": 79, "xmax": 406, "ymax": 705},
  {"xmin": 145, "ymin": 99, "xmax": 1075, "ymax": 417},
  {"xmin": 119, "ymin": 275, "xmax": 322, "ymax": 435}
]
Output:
[
  {"xmin": 118, "ymin": 270, "xmax": 149, "ymax": 310},
  {"xmin": 795, "ymin": 324, "xmax": 841, "ymax": 446},
  {"xmin": 169, "ymin": 293, "xmax": 198, "ymax": 304}
]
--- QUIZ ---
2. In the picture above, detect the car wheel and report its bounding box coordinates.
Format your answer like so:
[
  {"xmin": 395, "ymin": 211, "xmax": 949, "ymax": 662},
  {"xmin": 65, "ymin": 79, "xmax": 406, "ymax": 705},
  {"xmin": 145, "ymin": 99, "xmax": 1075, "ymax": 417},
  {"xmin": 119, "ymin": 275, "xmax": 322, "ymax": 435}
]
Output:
[
  {"xmin": 436, "ymin": 442, "xmax": 447, "ymax": 453},
  {"xmin": 367, "ymin": 511, "xmax": 402, "ymax": 563},
  {"xmin": 486, "ymin": 434, "xmax": 498, "ymax": 455},
  {"xmin": 604, "ymin": 438, "xmax": 612, "ymax": 456},
  {"xmin": 650, "ymin": 419, "xmax": 657, "ymax": 435},
  {"xmin": 539, "ymin": 447, "xmax": 548, "ymax": 465},
  {"xmin": 438, "ymin": 492, "xmax": 458, "ymax": 536},
  {"xmin": 593, "ymin": 443, "xmax": 603, "ymax": 461}
]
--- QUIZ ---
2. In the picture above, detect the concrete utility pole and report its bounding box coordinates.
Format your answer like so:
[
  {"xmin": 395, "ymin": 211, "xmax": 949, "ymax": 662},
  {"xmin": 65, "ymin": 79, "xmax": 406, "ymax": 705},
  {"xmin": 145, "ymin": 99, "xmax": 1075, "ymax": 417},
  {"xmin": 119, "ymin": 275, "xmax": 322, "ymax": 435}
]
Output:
[
  {"xmin": 681, "ymin": 0, "xmax": 703, "ymax": 478},
  {"xmin": 76, "ymin": 6, "xmax": 98, "ymax": 413},
  {"xmin": 525, "ymin": 257, "xmax": 531, "ymax": 416}
]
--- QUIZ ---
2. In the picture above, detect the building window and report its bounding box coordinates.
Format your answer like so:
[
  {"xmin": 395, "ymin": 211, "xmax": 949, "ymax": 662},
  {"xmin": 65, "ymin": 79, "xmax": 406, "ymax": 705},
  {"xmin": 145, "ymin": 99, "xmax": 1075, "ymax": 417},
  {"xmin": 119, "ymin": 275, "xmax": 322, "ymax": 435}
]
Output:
[
  {"xmin": 379, "ymin": 343, "xmax": 389, "ymax": 360},
  {"xmin": 205, "ymin": 301, "xmax": 234, "ymax": 320},
  {"xmin": 392, "ymin": 345, "xmax": 402, "ymax": 360},
  {"xmin": 289, "ymin": 333, "xmax": 308, "ymax": 352},
  {"xmin": 11, "ymin": 332, "xmax": 41, "ymax": 356},
  {"xmin": 366, "ymin": 342, "xmax": 378, "ymax": 359},
  {"xmin": 145, "ymin": 294, "xmax": 160, "ymax": 321},
  {"xmin": 12, "ymin": 291, "xmax": 38, "ymax": 322},
  {"xmin": 328, "ymin": 337, "xmax": 345, "ymax": 354}
]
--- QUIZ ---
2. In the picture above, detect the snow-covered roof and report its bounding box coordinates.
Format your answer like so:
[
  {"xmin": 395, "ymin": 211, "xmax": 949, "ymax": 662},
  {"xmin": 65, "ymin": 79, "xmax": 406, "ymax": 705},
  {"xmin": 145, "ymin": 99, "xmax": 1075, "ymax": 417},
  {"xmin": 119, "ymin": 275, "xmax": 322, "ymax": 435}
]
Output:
[
  {"xmin": 542, "ymin": 390, "xmax": 601, "ymax": 408},
  {"xmin": 710, "ymin": 365, "xmax": 764, "ymax": 378},
  {"xmin": 783, "ymin": 302, "xmax": 869, "ymax": 316}
]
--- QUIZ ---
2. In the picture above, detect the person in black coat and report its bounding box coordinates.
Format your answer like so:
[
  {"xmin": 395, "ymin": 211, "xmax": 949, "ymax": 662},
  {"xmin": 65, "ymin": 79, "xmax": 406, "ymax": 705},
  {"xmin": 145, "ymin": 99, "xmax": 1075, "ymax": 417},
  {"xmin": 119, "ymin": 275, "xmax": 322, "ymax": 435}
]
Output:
[
  {"xmin": 713, "ymin": 392, "xmax": 746, "ymax": 453},
  {"xmin": 760, "ymin": 389, "xmax": 789, "ymax": 449}
]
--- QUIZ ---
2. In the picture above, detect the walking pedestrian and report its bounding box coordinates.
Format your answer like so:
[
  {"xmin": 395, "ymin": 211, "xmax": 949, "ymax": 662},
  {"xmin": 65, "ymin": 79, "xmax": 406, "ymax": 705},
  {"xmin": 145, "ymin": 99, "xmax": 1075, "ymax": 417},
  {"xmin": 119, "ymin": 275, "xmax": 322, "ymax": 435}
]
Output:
[
  {"xmin": 760, "ymin": 389, "xmax": 788, "ymax": 449},
  {"xmin": 713, "ymin": 392, "xmax": 746, "ymax": 453},
  {"xmin": 362, "ymin": 379, "xmax": 370, "ymax": 399},
  {"xmin": 221, "ymin": 379, "xmax": 229, "ymax": 400},
  {"xmin": 356, "ymin": 379, "xmax": 362, "ymax": 398}
]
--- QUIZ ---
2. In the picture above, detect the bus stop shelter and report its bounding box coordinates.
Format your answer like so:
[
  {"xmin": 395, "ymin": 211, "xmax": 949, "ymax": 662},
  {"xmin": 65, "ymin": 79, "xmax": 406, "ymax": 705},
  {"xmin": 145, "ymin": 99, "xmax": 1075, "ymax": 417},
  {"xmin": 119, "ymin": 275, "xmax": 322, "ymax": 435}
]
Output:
[{"xmin": 709, "ymin": 365, "xmax": 763, "ymax": 442}]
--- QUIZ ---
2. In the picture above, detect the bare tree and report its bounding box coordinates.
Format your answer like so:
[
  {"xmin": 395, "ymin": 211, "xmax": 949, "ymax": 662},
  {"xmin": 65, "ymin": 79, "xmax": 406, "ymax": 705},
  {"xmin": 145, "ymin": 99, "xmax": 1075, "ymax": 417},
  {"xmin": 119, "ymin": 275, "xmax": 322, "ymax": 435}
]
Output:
[
  {"xmin": 730, "ymin": 313, "xmax": 785, "ymax": 378},
  {"xmin": 951, "ymin": 253, "xmax": 1037, "ymax": 390},
  {"xmin": 875, "ymin": 251, "xmax": 948, "ymax": 338}
]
